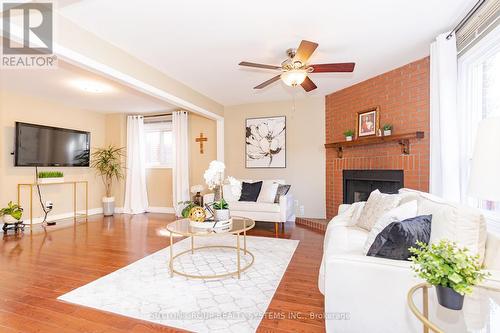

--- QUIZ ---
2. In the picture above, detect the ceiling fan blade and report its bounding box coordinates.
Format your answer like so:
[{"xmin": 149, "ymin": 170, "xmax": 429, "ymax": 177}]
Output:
[
  {"xmin": 239, "ymin": 61, "xmax": 281, "ymax": 70},
  {"xmin": 254, "ymin": 75, "xmax": 281, "ymax": 89},
  {"xmin": 310, "ymin": 63, "xmax": 355, "ymax": 73},
  {"xmin": 293, "ymin": 40, "xmax": 318, "ymax": 64},
  {"xmin": 301, "ymin": 76, "xmax": 317, "ymax": 92}
]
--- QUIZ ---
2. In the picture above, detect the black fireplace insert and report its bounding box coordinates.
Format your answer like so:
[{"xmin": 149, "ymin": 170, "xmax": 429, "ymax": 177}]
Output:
[{"xmin": 343, "ymin": 170, "xmax": 404, "ymax": 204}]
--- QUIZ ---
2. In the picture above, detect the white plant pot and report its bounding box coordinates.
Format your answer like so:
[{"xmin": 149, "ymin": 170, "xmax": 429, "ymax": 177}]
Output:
[
  {"xmin": 384, "ymin": 130, "xmax": 392, "ymax": 136},
  {"xmin": 37, "ymin": 177, "xmax": 64, "ymax": 184},
  {"xmin": 214, "ymin": 209, "xmax": 230, "ymax": 221},
  {"xmin": 102, "ymin": 197, "xmax": 115, "ymax": 216},
  {"xmin": 3, "ymin": 215, "xmax": 19, "ymax": 224},
  {"xmin": 345, "ymin": 136, "xmax": 353, "ymax": 141}
]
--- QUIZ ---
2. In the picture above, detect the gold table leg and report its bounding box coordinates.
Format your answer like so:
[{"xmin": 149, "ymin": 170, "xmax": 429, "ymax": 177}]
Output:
[
  {"xmin": 236, "ymin": 233, "xmax": 241, "ymax": 279},
  {"xmin": 191, "ymin": 236, "xmax": 194, "ymax": 254},
  {"xmin": 169, "ymin": 232, "xmax": 174, "ymax": 277},
  {"xmin": 423, "ymin": 286, "xmax": 429, "ymax": 333},
  {"xmin": 243, "ymin": 227, "xmax": 247, "ymax": 255},
  {"xmin": 73, "ymin": 182, "xmax": 77, "ymax": 223}
]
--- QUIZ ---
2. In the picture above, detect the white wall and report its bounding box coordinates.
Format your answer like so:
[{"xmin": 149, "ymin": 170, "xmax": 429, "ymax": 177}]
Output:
[{"xmin": 224, "ymin": 97, "xmax": 326, "ymax": 218}]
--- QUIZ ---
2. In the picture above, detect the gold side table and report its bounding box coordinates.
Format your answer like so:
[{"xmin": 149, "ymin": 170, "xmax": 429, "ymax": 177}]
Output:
[
  {"xmin": 408, "ymin": 282, "xmax": 500, "ymax": 333},
  {"xmin": 17, "ymin": 181, "xmax": 89, "ymax": 233},
  {"xmin": 166, "ymin": 217, "xmax": 255, "ymax": 279}
]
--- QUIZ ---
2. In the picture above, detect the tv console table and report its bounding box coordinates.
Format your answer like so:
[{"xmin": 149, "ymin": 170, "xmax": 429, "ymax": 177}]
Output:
[{"xmin": 17, "ymin": 180, "xmax": 88, "ymax": 233}]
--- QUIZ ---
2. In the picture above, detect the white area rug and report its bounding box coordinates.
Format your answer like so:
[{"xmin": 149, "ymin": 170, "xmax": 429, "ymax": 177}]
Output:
[{"xmin": 58, "ymin": 235, "xmax": 299, "ymax": 333}]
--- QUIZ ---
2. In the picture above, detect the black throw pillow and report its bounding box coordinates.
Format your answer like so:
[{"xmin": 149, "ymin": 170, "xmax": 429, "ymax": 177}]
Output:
[
  {"xmin": 367, "ymin": 215, "xmax": 432, "ymax": 261},
  {"xmin": 239, "ymin": 181, "xmax": 263, "ymax": 202}
]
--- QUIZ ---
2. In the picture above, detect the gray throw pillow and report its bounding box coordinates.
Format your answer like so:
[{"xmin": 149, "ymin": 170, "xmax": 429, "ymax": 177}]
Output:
[{"xmin": 274, "ymin": 184, "xmax": 291, "ymax": 203}]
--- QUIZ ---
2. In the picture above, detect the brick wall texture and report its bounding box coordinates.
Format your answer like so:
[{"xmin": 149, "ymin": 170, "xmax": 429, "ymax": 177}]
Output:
[{"xmin": 325, "ymin": 57, "xmax": 430, "ymax": 218}]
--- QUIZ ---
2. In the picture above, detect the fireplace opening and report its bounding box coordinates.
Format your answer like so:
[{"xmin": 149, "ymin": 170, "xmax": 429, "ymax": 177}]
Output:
[{"xmin": 343, "ymin": 170, "xmax": 404, "ymax": 204}]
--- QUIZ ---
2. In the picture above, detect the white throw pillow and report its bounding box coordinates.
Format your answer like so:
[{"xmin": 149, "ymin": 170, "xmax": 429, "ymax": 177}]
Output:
[
  {"xmin": 222, "ymin": 184, "xmax": 239, "ymax": 202},
  {"xmin": 257, "ymin": 181, "xmax": 279, "ymax": 203},
  {"xmin": 356, "ymin": 189, "xmax": 402, "ymax": 231},
  {"xmin": 362, "ymin": 200, "xmax": 418, "ymax": 254},
  {"xmin": 430, "ymin": 204, "xmax": 487, "ymax": 264}
]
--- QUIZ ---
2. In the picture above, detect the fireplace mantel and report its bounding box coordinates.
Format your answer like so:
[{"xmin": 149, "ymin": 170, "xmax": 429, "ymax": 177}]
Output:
[{"xmin": 325, "ymin": 131, "xmax": 424, "ymax": 158}]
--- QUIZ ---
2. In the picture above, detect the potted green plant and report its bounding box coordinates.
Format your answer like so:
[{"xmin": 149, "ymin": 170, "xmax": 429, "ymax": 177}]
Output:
[
  {"xmin": 0, "ymin": 201, "xmax": 23, "ymax": 224},
  {"xmin": 343, "ymin": 129, "xmax": 355, "ymax": 141},
  {"xmin": 178, "ymin": 200, "xmax": 197, "ymax": 218},
  {"xmin": 37, "ymin": 171, "xmax": 64, "ymax": 184},
  {"xmin": 91, "ymin": 145, "xmax": 125, "ymax": 216},
  {"xmin": 213, "ymin": 198, "xmax": 230, "ymax": 221},
  {"xmin": 409, "ymin": 239, "xmax": 489, "ymax": 310},
  {"xmin": 383, "ymin": 124, "xmax": 393, "ymax": 136}
]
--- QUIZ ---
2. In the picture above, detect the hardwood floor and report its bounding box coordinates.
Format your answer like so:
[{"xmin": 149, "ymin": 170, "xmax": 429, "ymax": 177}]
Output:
[{"xmin": 0, "ymin": 214, "xmax": 325, "ymax": 333}]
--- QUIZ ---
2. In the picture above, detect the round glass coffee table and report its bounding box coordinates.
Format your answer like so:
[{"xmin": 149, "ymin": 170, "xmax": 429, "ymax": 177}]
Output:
[{"xmin": 166, "ymin": 217, "xmax": 255, "ymax": 279}]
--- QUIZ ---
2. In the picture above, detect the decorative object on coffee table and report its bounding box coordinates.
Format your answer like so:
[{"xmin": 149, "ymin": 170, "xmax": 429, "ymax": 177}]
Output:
[
  {"xmin": 356, "ymin": 106, "xmax": 380, "ymax": 137},
  {"xmin": 409, "ymin": 239, "xmax": 489, "ymax": 310},
  {"xmin": 191, "ymin": 184, "xmax": 204, "ymax": 206},
  {"xmin": 245, "ymin": 116, "xmax": 286, "ymax": 168},
  {"xmin": 343, "ymin": 129, "xmax": 354, "ymax": 141},
  {"xmin": 383, "ymin": 124, "xmax": 393, "ymax": 136}
]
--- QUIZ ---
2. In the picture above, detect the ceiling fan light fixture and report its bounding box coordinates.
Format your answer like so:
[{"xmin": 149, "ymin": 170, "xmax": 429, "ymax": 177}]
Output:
[{"xmin": 281, "ymin": 69, "xmax": 307, "ymax": 87}]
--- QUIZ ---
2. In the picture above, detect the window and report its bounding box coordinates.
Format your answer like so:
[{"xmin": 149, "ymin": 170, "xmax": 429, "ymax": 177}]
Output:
[
  {"xmin": 458, "ymin": 24, "xmax": 500, "ymax": 214},
  {"xmin": 144, "ymin": 121, "xmax": 173, "ymax": 168}
]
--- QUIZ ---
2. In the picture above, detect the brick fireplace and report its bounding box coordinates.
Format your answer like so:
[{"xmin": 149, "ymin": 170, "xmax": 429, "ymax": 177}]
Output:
[{"xmin": 325, "ymin": 57, "xmax": 430, "ymax": 218}]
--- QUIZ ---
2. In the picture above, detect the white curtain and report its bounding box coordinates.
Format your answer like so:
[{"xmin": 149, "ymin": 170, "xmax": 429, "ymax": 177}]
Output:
[
  {"xmin": 172, "ymin": 111, "xmax": 190, "ymax": 216},
  {"xmin": 124, "ymin": 115, "xmax": 149, "ymax": 214},
  {"xmin": 429, "ymin": 32, "xmax": 461, "ymax": 202}
]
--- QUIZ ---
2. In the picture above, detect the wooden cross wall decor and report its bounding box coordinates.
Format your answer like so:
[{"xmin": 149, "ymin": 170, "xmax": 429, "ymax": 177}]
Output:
[{"xmin": 195, "ymin": 133, "xmax": 208, "ymax": 154}]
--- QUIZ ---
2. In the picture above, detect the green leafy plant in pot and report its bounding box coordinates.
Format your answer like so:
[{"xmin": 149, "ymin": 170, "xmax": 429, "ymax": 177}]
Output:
[
  {"xmin": 382, "ymin": 124, "xmax": 393, "ymax": 136},
  {"xmin": 0, "ymin": 201, "xmax": 23, "ymax": 224},
  {"xmin": 409, "ymin": 239, "xmax": 489, "ymax": 310},
  {"xmin": 343, "ymin": 129, "xmax": 354, "ymax": 141},
  {"xmin": 91, "ymin": 145, "xmax": 125, "ymax": 216}
]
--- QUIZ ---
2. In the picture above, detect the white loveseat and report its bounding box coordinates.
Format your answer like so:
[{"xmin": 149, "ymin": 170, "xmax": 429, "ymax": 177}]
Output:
[
  {"xmin": 203, "ymin": 179, "xmax": 295, "ymax": 232},
  {"xmin": 319, "ymin": 188, "xmax": 500, "ymax": 333}
]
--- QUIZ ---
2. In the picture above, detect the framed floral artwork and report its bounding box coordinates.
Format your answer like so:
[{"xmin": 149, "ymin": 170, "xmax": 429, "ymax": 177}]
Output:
[
  {"xmin": 356, "ymin": 106, "xmax": 380, "ymax": 137},
  {"xmin": 245, "ymin": 116, "xmax": 286, "ymax": 168}
]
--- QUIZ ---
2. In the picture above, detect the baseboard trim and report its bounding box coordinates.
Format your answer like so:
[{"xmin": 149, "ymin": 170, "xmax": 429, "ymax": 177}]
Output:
[
  {"xmin": 28, "ymin": 208, "xmax": 103, "ymax": 225},
  {"xmin": 147, "ymin": 207, "xmax": 175, "ymax": 214},
  {"xmin": 113, "ymin": 207, "xmax": 175, "ymax": 214}
]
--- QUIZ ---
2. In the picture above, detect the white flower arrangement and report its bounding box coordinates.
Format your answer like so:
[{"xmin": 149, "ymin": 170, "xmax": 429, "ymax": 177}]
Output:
[
  {"xmin": 203, "ymin": 160, "xmax": 226, "ymax": 190},
  {"xmin": 190, "ymin": 184, "xmax": 204, "ymax": 194}
]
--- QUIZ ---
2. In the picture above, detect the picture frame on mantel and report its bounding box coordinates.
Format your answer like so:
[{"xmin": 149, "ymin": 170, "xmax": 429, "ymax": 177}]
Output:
[
  {"xmin": 245, "ymin": 116, "xmax": 286, "ymax": 168},
  {"xmin": 356, "ymin": 106, "xmax": 380, "ymax": 138}
]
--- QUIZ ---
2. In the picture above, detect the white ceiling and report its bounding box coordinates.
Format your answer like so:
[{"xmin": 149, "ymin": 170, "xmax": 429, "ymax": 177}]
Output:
[
  {"xmin": 56, "ymin": 0, "xmax": 475, "ymax": 106},
  {"xmin": 0, "ymin": 59, "xmax": 175, "ymax": 113}
]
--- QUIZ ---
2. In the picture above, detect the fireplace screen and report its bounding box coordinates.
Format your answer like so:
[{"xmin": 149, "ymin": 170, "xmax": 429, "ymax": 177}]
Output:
[{"xmin": 343, "ymin": 170, "xmax": 404, "ymax": 204}]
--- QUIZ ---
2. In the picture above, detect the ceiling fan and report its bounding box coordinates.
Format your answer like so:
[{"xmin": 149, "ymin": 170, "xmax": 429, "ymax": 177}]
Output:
[{"xmin": 239, "ymin": 40, "xmax": 355, "ymax": 92}]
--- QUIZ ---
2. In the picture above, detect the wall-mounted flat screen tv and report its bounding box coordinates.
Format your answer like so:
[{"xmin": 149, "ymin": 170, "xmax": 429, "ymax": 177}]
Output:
[{"xmin": 15, "ymin": 122, "xmax": 90, "ymax": 167}]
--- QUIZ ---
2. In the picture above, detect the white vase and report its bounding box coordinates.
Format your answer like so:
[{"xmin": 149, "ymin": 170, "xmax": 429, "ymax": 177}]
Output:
[
  {"xmin": 345, "ymin": 136, "xmax": 353, "ymax": 141},
  {"xmin": 384, "ymin": 130, "xmax": 392, "ymax": 136},
  {"xmin": 214, "ymin": 209, "xmax": 230, "ymax": 221},
  {"xmin": 102, "ymin": 197, "xmax": 115, "ymax": 216}
]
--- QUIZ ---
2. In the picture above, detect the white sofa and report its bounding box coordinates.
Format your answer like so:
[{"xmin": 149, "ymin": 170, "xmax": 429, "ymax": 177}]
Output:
[
  {"xmin": 319, "ymin": 188, "xmax": 500, "ymax": 333},
  {"xmin": 203, "ymin": 179, "xmax": 295, "ymax": 232}
]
